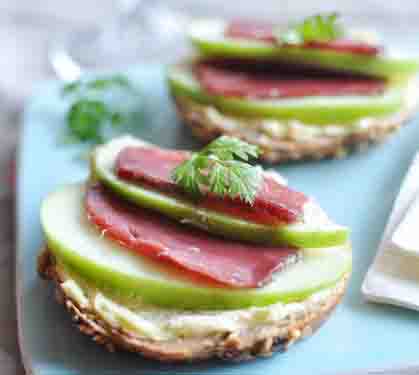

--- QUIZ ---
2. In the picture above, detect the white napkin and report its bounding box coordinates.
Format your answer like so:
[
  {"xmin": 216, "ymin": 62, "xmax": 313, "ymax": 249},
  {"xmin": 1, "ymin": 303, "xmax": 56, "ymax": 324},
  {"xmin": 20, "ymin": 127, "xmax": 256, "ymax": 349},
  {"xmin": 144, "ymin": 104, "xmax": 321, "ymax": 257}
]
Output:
[
  {"xmin": 362, "ymin": 153, "xmax": 419, "ymax": 311},
  {"xmin": 391, "ymin": 195, "xmax": 419, "ymax": 258}
]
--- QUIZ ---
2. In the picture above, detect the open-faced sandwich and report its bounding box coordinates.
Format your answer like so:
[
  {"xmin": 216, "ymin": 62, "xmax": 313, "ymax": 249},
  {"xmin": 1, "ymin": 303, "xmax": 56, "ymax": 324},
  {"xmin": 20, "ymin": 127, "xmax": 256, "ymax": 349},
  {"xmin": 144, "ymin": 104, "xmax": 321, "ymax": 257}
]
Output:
[
  {"xmin": 168, "ymin": 14, "xmax": 419, "ymax": 162},
  {"xmin": 38, "ymin": 135, "xmax": 351, "ymax": 362}
]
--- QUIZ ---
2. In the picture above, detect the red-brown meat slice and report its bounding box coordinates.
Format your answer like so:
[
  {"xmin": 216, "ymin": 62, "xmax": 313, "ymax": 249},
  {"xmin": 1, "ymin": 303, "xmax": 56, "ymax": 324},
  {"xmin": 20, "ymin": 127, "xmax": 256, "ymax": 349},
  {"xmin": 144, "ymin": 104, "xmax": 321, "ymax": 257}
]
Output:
[
  {"xmin": 226, "ymin": 20, "xmax": 277, "ymax": 43},
  {"xmin": 116, "ymin": 146, "xmax": 307, "ymax": 224},
  {"xmin": 195, "ymin": 63, "xmax": 386, "ymax": 99},
  {"xmin": 116, "ymin": 147, "xmax": 190, "ymax": 192},
  {"xmin": 86, "ymin": 184, "xmax": 300, "ymax": 288},
  {"xmin": 304, "ymin": 40, "xmax": 381, "ymax": 55},
  {"xmin": 225, "ymin": 20, "xmax": 381, "ymax": 56}
]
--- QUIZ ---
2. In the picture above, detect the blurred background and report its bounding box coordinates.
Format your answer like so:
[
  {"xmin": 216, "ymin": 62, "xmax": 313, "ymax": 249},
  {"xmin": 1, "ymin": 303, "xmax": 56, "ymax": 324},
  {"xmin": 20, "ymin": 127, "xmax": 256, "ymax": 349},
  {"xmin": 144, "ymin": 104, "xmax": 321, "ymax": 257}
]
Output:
[
  {"xmin": 3, "ymin": 0, "xmax": 419, "ymax": 101},
  {"xmin": 1, "ymin": 1, "xmax": 419, "ymax": 373}
]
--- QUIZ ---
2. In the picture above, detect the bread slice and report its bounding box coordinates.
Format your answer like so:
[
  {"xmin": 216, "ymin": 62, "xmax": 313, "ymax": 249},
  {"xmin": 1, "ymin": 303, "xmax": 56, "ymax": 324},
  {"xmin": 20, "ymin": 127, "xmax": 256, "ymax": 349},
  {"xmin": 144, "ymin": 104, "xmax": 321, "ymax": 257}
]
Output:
[
  {"xmin": 38, "ymin": 248, "xmax": 349, "ymax": 363},
  {"xmin": 171, "ymin": 80, "xmax": 419, "ymax": 163}
]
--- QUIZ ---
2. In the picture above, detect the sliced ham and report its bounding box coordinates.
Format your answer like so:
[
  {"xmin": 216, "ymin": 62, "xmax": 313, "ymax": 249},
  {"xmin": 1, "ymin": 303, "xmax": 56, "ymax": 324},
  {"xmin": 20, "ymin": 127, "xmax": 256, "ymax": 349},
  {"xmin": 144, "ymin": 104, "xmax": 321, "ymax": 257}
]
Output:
[
  {"xmin": 225, "ymin": 20, "xmax": 381, "ymax": 56},
  {"xmin": 116, "ymin": 146, "xmax": 307, "ymax": 225},
  {"xmin": 195, "ymin": 63, "xmax": 386, "ymax": 99},
  {"xmin": 86, "ymin": 184, "xmax": 300, "ymax": 288}
]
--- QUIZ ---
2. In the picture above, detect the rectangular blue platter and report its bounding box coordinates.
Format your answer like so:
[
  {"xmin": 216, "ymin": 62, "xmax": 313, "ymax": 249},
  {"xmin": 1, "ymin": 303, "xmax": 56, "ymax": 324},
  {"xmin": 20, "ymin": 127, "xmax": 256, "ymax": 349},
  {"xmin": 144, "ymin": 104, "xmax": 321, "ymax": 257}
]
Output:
[{"xmin": 17, "ymin": 64, "xmax": 419, "ymax": 375}]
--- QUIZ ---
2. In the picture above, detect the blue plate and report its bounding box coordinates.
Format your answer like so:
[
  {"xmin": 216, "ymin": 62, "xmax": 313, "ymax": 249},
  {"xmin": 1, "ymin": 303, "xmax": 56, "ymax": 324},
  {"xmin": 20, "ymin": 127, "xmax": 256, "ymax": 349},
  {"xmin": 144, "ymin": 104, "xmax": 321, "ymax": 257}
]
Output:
[{"xmin": 17, "ymin": 65, "xmax": 419, "ymax": 375}]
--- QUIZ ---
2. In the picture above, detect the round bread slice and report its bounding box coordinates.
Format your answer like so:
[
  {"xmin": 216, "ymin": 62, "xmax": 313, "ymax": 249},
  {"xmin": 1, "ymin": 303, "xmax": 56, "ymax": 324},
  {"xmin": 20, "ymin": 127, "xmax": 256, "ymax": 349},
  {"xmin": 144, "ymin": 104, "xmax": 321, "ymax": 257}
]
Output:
[
  {"xmin": 171, "ymin": 80, "xmax": 419, "ymax": 163},
  {"xmin": 38, "ymin": 248, "xmax": 349, "ymax": 362}
]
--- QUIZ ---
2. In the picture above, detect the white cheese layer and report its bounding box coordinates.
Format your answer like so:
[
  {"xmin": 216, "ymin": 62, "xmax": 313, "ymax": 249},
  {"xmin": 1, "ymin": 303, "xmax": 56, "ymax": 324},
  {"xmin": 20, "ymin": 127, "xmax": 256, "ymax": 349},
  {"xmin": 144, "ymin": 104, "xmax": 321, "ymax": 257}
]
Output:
[{"xmin": 58, "ymin": 265, "xmax": 343, "ymax": 342}]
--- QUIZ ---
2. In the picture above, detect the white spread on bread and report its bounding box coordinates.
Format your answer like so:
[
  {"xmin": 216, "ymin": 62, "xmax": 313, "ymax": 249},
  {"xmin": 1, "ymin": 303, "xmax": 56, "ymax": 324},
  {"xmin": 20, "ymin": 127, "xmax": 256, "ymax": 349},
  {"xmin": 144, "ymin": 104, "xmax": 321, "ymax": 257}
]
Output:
[{"xmin": 57, "ymin": 264, "xmax": 344, "ymax": 341}]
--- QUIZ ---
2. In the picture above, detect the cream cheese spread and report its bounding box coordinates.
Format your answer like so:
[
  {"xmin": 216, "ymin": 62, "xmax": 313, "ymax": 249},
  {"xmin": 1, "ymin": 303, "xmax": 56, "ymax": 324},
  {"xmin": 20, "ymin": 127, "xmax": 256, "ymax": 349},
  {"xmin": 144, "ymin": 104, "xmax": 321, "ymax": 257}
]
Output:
[{"xmin": 57, "ymin": 265, "xmax": 344, "ymax": 342}]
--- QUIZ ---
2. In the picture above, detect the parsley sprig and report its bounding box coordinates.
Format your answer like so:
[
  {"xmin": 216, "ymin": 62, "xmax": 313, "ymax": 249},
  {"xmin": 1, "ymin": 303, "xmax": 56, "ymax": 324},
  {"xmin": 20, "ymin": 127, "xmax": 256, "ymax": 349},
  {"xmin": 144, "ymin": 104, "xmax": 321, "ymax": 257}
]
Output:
[
  {"xmin": 278, "ymin": 13, "xmax": 344, "ymax": 45},
  {"xmin": 172, "ymin": 136, "xmax": 263, "ymax": 205},
  {"xmin": 61, "ymin": 75, "xmax": 142, "ymax": 144}
]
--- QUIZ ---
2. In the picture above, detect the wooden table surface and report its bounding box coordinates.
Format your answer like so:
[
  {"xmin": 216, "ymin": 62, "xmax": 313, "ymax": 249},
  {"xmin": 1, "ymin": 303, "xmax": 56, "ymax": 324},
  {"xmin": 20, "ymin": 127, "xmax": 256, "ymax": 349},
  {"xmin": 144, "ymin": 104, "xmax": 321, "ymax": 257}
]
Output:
[{"xmin": 2, "ymin": 1, "xmax": 419, "ymax": 374}]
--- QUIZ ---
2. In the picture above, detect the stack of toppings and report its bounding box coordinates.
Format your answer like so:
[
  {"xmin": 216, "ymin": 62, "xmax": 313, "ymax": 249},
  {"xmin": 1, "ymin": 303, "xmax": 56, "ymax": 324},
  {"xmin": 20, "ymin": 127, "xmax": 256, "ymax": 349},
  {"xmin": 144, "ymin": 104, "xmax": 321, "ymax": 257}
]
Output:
[
  {"xmin": 168, "ymin": 14, "xmax": 419, "ymax": 162},
  {"xmin": 39, "ymin": 135, "xmax": 351, "ymax": 361}
]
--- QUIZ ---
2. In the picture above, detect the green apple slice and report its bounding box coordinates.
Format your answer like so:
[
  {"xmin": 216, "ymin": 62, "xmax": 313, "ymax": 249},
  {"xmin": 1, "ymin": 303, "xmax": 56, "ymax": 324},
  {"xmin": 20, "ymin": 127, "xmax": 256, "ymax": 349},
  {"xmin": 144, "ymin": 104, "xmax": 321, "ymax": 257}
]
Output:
[
  {"xmin": 168, "ymin": 64, "xmax": 405, "ymax": 125},
  {"xmin": 41, "ymin": 183, "xmax": 352, "ymax": 310},
  {"xmin": 91, "ymin": 136, "xmax": 348, "ymax": 248},
  {"xmin": 188, "ymin": 19, "xmax": 419, "ymax": 80}
]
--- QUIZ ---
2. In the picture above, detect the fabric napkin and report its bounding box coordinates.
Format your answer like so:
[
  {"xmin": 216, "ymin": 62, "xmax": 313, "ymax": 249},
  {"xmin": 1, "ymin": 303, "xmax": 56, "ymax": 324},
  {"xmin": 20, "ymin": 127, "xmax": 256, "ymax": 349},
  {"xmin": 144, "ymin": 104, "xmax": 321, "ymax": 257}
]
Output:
[
  {"xmin": 362, "ymin": 153, "xmax": 419, "ymax": 311},
  {"xmin": 391, "ymin": 194, "xmax": 419, "ymax": 258}
]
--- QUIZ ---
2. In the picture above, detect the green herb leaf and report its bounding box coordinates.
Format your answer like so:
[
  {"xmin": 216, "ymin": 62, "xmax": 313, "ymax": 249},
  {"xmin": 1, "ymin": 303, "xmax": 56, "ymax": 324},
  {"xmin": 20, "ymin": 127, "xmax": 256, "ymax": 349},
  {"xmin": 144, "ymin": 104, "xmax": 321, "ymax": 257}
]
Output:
[
  {"xmin": 86, "ymin": 75, "xmax": 131, "ymax": 91},
  {"xmin": 61, "ymin": 81, "xmax": 80, "ymax": 95},
  {"xmin": 67, "ymin": 100, "xmax": 108, "ymax": 142},
  {"xmin": 61, "ymin": 74, "xmax": 141, "ymax": 145},
  {"xmin": 279, "ymin": 13, "xmax": 344, "ymax": 45},
  {"xmin": 62, "ymin": 74, "xmax": 133, "ymax": 96},
  {"xmin": 172, "ymin": 136, "xmax": 262, "ymax": 205},
  {"xmin": 201, "ymin": 136, "xmax": 260, "ymax": 161}
]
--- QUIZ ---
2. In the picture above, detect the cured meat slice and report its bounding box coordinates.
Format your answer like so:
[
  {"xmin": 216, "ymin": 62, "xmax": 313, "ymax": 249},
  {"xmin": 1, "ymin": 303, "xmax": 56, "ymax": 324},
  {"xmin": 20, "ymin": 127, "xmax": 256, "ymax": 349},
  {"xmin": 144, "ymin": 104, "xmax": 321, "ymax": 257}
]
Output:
[
  {"xmin": 116, "ymin": 146, "xmax": 307, "ymax": 224},
  {"xmin": 115, "ymin": 146, "xmax": 190, "ymax": 192},
  {"xmin": 304, "ymin": 40, "xmax": 381, "ymax": 56},
  {"xmin": 225, "ymin": 20, "xmax": 277, "ymax": 43},
  {"xmin": 86, "ymin": 184, "xmax": 300, "ymax": 288},
  {"xmin": 225, "ymin": 20, "xmax": 381, "ymax": 56},
  {"xmin": 195, "ymin": 63, "xmax": 386, "ymax": 99}
]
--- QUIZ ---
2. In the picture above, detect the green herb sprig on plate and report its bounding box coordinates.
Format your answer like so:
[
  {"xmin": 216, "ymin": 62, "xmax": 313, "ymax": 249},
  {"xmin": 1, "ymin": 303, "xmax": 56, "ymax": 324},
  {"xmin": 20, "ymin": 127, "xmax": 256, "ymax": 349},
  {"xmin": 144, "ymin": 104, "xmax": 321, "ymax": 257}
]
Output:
[
  {"xmin": 172, "ymin": 136, "xmax": 263, "ymax": 205},
  {"xmin": 61, "ymin": 75, "xmax": 142, "ymax": 145},
  {"xmin": 278, "ymin": 13, "xmax": 344, "ymax": 45}
]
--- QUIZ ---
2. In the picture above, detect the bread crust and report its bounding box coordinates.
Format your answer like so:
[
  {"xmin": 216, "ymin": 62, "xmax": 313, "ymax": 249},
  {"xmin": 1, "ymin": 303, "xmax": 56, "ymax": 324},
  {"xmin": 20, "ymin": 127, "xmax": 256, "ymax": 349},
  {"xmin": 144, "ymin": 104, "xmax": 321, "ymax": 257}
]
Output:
[
  {"xmin": 172, "ymin": 93, "xmax": 417, "ymax": 163},
  {"xmin": 38, "ymin": 248, "xmax": 349, "ymax": 363}
]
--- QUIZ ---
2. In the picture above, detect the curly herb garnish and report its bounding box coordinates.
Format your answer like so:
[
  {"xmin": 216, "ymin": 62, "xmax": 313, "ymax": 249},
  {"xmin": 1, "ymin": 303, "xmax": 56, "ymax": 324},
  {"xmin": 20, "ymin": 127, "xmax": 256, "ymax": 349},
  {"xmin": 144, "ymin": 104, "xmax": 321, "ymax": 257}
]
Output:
[
  {"xmin": 172, "ymin": 136, "xmax": 262, "ymax": 205},
  {"xmin": 61, "ymin": 75, "xmax": 141, "ymax": 144},
  {"xmin": 278, "ymin": 13, "xmax": 344, "ymax": 45}
]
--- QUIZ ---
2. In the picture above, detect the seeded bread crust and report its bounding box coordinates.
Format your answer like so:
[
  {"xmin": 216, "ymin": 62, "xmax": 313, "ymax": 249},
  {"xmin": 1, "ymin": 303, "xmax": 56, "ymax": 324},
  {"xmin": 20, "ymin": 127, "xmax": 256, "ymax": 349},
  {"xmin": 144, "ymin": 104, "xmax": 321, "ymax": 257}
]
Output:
[
  {"xmin": 38, "ymin": 248, "xmax": 349, "ymax": 363},
  {"xmin": 172, "ymin": 93, "xmax": 417, "ymax": 163}
]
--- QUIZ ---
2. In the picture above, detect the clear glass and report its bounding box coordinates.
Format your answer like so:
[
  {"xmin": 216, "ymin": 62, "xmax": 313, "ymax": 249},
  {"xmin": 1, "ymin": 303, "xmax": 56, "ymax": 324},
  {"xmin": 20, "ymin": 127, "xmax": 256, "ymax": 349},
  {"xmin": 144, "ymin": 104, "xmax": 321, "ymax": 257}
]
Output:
[{"xmin": 49, "ymin": 0, "xmax": 190, "ymax": 81}]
